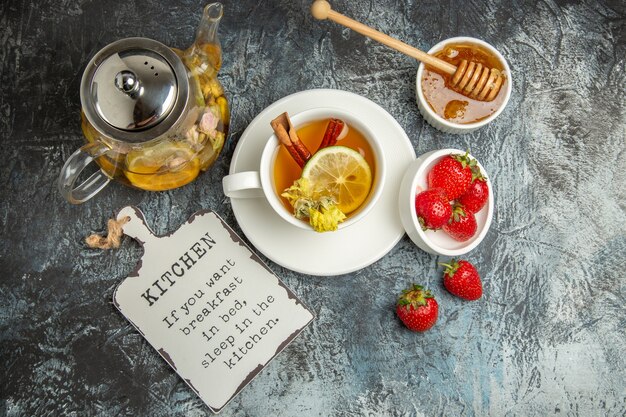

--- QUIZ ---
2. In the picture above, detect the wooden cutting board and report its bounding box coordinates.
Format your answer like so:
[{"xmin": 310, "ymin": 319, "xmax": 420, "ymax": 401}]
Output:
[{"xmin": 112, "ymin": 206, "xmax": 315, "ymax": 413}]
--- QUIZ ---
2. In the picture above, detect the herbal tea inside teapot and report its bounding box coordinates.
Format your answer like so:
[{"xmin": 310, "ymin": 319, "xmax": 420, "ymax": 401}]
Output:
[{"xmin": 58, "ymin": 3, "xmax": 229, "ymax": 204}]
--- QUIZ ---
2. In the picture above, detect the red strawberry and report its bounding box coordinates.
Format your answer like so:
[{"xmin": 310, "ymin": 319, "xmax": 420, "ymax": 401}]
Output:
[
  {"xmin": 443, "ymin": 204, "xmax": 477, "ymax": 241},
  {"xmin": 440, "ymin": 259, "xmax": 482, "ymax": 300},
  {"xmin": 458, "ymin": 173, "xmax": 489, "ymax": 213},
  {"xmin": 427, "ymin": 151, "xmax": 479, "ymax": 201},
  {"xmin": 414, "ymin": 188, "xmax": 452, "ymax": 230},
  {"xmin": 396, "ymin": 284, "xmax": 439, "ymax": 332}
]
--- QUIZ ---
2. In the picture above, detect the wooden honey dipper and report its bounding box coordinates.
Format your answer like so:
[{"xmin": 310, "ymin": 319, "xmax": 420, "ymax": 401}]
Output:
[{"xmin": 311, "ymin": 0, "xmax": 505, "ymax": 101}]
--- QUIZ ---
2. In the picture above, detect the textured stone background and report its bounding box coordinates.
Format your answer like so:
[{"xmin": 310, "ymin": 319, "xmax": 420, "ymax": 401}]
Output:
[{"xmin": 1, "ymin": 0, "xmax": 625, "ymax": 416}]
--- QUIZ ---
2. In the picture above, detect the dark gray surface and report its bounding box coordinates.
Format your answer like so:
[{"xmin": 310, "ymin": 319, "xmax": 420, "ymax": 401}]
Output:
[{"xmin": 1, "ymin": 0, "xmax": 625, "ymax": 416}]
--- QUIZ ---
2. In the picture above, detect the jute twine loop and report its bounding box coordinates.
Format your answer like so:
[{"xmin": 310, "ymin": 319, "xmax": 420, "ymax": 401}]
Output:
[{"xmin": 85, "ymin": 216, "xmax": 130, "ymax": 249}]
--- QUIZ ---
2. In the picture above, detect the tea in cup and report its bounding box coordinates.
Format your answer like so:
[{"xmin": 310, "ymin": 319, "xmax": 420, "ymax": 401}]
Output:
[{"xmin": 222, "ymin": 108, "xmax": 386, "ymax": 232}]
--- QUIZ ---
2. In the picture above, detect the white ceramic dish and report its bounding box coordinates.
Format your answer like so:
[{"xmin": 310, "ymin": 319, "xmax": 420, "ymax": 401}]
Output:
[
  {"xmin": 398, "ymin": 148, "xmax": 494, "ymax": 256},
  {"xmin": 227, "ymin": 89, "xmax": 415, "ymax": 276},
  {"xmin": 415, "ymin": 36, "xmax": 512, "ymax": 134}
]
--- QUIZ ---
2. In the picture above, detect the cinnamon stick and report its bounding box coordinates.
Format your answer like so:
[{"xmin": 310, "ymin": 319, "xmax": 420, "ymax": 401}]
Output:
[
  {"xmin": 270, "ymin": 112, "xmax": 312, "ymax": 168},
  {"xmin": 318, "ymin": 118, "xmax": 345, "ymax": 150}
]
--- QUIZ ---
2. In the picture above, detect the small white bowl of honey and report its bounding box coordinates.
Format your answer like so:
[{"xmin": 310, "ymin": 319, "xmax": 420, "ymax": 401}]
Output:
[{"xmin": 416, "ymin": 36, "xmax": 512, "ymax": 134}]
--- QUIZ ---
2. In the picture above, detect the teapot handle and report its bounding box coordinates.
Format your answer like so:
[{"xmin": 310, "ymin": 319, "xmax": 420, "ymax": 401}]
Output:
[{"xmin": 58, "ymin": 142, "xmax": 111, "ymax": 204}]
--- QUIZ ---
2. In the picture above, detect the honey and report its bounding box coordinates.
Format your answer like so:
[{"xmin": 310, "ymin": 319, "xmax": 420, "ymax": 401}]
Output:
[
  {"xmin": 421, "ymin": 42, "xmax": 508, "ymax": 124},
  {"xmin": 272, "ymin": 119, "xmax": 376, "ymax": 216}
]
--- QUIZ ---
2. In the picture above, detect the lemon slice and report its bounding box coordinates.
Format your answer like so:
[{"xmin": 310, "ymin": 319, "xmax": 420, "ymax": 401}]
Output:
[
  {"xmin": 125, "ymin": 141, "xmax": 200, "ymax": 191},
  {"xmin": 301, "ymin": 146, "xmax": 373, "ymax": 214}
]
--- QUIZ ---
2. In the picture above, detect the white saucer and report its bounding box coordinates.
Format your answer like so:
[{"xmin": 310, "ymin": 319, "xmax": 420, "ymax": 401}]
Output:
[{"xmin": 228, "ymin": 89, "xmax": 415, "ymax": 276}]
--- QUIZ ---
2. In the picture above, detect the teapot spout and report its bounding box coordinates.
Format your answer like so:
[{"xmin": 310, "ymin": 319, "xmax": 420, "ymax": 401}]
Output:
[
  {"xmin": 196, "ymin": 3, "xmax": 223, "ymax": 46},
  {"xmin": 186, "ymin": 3, "xmax": 224, "ymax": 71}
]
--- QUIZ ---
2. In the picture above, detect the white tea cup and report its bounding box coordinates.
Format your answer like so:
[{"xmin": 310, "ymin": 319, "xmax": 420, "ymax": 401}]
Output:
[{"xmin": 222, "ymin": 107, "xmax": 386, "ymax": 231}]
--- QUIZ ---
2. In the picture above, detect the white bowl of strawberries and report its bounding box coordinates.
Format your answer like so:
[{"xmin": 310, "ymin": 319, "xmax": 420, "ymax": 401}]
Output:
[{"xmin": 398, "ymin": 148, "xmax": 494, "ymax": 256}]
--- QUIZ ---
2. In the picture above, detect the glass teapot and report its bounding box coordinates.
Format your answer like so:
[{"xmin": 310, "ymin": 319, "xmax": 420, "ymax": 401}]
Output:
[{"xmin": 58, "ymin": 3, "xmax": 229, "ymax": 204}]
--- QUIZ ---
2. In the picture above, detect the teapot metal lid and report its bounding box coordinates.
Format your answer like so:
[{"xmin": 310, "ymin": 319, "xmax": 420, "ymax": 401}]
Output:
[{"xmin": 80, "ymin": 37, "xmax": 189, "ymax": 142}]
